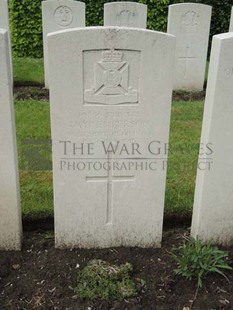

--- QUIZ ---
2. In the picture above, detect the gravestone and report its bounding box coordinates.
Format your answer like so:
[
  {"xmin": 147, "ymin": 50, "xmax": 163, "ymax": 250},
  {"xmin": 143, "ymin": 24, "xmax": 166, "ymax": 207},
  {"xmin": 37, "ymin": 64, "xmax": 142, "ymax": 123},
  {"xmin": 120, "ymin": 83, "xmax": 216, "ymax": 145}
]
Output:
[
  {"xmin": 167, "ymin": 3, "xmax": 212, "ymax": 91},
  {"xmin": 104, "ymin": 2, "xmax": 147, "ymax": 28},
  {"xmin": 0, "ymin": 29, "xmax": 22, "ymax": 250},
  {"xmin": 0, "ymin": 0, "xmax": 12, "ymax": 79},
  {"xmin": 0, "ymin": 0, "xmax": 9, "ymax": 35},
  {"xmin": 230, "ymin": 7, "xmax": 233, "ymax": 32},
  {"xmin": 42, "ymin": 0, "xmax": 85, "ymax": 88},
  {"xmin": 191, "ymin": 32, "xmax": 233, "ymax": 245},
  {"xmin": 48, "ymin": 27, "xmax": 175, "ymax": 249}
]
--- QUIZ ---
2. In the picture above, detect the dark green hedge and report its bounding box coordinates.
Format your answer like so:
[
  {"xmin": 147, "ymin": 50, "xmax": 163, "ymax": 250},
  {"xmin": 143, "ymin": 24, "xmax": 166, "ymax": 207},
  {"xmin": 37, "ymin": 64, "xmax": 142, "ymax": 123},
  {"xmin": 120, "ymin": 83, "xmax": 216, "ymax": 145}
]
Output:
[
  {"xmin": 9, "ymin": 0, "xmax": 232, "ymax": 58},
  {"xmin": 9, "ymin": 0, "xmax": 43, "ymax": 58}
]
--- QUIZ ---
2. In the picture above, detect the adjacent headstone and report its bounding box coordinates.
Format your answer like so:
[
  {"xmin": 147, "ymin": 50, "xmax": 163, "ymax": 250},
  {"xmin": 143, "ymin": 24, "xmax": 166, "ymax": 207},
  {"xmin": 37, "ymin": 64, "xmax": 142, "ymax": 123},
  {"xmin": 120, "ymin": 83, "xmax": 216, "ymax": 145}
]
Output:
[
  {"xmin": 191, "ymin": 33, "xmax": 233, "ymax": 245},
  {"xmin": 167, "ymin": 3, "xmax": 212, "ymax": 91},
  {"xmin": 0, "ymin": 0, "xmax": 9, "ymax": 32},
  {"xmin": 229, "ymin": 7, "xmax": 233, "ymax": 32},
  {"xmin": 0, "ymin": 29, "xmax": 22, "ymax": 251},
  {"xmin": 104, "ymin": 2, "xmax": 147, "ymax": 28},
  {"xmin": 42, "ymin": 0, "xmax": 85, "ymax": 88},
  {"xmin": 48, "ymin": 27, "xmax": 175, "ymax": 249},
  {"xmin": 0, "ymin": 0, "xmax": 12, "ymax": 80}
]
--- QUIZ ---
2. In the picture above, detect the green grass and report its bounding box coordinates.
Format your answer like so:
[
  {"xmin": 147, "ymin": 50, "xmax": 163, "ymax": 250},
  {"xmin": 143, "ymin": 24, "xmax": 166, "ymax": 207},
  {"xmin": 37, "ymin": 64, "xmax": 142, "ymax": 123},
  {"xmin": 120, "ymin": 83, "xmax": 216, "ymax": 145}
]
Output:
[
  {"xmin": 165, "ymin": 100, "xmax": 204, "ymax": 216},
  {"xmin": 15, "ymin": 99, "xmax": 53, "ymax": 219},
  {"xmin": 13, "ymin": 58, "xmax": 44, "ymax": 85},
  {"xmin": 14, "ymin": 97, "xmax": 204, "ymax": 220}
]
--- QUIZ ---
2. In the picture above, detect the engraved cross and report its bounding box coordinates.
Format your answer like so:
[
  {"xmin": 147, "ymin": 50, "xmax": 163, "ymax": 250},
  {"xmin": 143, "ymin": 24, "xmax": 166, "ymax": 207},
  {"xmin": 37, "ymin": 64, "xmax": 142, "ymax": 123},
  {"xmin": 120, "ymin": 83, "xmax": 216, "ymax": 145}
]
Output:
[
  {"xmin": 179, "ymin": 46, "xmax": 195, "ymax": 77},
  {"xmin": 60, "ymin": 6, "xmax": 69, "ymax": 22},
  {"xmin": 86, "ymin": 152, "xmax": 135, "ymax": 225}
]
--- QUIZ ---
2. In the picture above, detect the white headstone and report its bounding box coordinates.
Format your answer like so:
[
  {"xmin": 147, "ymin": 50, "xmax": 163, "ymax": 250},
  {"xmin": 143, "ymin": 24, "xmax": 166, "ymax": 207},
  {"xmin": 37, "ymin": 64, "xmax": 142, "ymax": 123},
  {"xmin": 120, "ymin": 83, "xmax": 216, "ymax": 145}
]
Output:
[
  {"xmin": 191, "ymin": 32, "xmax": 233, "ymax": 245},
  {"xmin": 42, "ymin": 0, "xmax": 85, "ymax": 88},
  {"xmin": 0, "ymin": 0, "xmax": 12, "ymax": 80},
  {"xmin": 48, "ymin": 27, "xmax": 175, "ymax": 249},
  {"xmin": 229, "ymin": 7, "xmax": 233, "ymax": 32},
  {"xmin": 0, "ymin": 29, "xmax": 22, "ymax": 251},
  {"xmin": 104, "ymin": 2, "xmax": 147, "ymax": 28},
  {"xmin": 167, "ymin": 3, "xmax": 212, "ymax": 91},
  {"xmin": 0, "ymin": 0, "xmax": 9, "ymax": 31}
]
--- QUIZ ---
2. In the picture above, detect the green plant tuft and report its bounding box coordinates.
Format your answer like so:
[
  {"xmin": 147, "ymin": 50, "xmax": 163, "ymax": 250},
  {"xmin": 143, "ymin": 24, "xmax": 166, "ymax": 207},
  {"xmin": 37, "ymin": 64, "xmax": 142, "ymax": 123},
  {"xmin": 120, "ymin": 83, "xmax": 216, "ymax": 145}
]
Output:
[
  {"xmin": 74, "ymin": 259, "xmax": 138, "ymax": 301},
  {"xmin": 171, "ymin": 237, "xmax": 232, "ymax": 288}
]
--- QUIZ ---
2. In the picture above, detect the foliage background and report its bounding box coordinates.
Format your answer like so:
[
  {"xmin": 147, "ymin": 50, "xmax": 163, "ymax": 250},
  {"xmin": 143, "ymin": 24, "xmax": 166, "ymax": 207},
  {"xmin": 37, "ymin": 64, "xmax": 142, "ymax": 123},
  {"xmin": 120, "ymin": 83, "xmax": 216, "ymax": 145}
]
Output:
[
  {"xmin": 9, "ymin": 0, "xmax": 43, "ymax": 58},
  {"xmin": 9, "ymin": 0, "xmax": 232, "ymax": 58}
]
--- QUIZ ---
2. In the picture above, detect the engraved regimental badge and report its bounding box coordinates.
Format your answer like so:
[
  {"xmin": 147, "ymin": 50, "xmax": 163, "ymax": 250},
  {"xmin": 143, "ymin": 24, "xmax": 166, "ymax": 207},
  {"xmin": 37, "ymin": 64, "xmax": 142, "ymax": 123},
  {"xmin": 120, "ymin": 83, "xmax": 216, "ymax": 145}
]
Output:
[
  {"xmin": 54, "ymin": 6, "xmax": 74, "ymax": 27},
  {"xmin": 116, "ymin": 10, "xmax": 135, "ymax": 27},
  {"xmin": 84, "ymin": 49, "xmax": 138, "ymax": 105},
  {"xmin": 181, "ymin": 11, "xmax": 200, "ymax": 28}
]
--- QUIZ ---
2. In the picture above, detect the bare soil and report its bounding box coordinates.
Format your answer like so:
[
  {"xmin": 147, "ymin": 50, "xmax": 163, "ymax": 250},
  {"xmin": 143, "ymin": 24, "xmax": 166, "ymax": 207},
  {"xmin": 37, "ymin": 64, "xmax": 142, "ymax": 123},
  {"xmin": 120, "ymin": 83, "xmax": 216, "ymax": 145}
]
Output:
[{"xmin": 1, "ymin": 227, "xmax": 233, "ymax": 310}]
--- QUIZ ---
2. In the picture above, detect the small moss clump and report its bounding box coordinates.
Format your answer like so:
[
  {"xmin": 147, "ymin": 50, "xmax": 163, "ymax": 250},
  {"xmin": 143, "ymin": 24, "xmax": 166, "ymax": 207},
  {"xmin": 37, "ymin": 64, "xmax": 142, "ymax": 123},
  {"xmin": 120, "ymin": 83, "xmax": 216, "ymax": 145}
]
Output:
[{"xmin": 74, "ymin": 259, "xmax": 138, "ymax": 301}]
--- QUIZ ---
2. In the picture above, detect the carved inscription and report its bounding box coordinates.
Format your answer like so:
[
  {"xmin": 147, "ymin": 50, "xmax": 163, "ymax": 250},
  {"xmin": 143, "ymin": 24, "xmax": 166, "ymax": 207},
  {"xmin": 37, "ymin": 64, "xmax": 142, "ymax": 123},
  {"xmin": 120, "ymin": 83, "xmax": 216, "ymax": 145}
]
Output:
[
  {"xmin": 84, "ymin": 49, "xmax": 140, "ymax": 105},
  {"xmin": 76, "ymin": 111, "xmax": 149, "ymax": 139},
  {"xmin": 116, "ymin": 10, "xmax": 135, "ymax": 27},
  {"xmin": 54, "ymin": 6, "xmax": 74, "ymax": 27}
]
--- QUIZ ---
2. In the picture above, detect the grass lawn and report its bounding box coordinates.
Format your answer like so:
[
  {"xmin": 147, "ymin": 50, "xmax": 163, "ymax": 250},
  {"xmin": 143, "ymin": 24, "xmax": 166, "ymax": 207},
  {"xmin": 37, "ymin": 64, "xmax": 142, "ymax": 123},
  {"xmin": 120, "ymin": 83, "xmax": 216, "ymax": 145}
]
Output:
[
  {"xmin": 13, "ymin": 58, "xmax": 44, "ymax": 85},
  {"xmin": 14, "ymin": 97, "xmax": 204, "ymax": 220},
  {"xmin": 15, "ymin": 99, "xmax": 53, "ymax": 220},
  {"xmin": 166, "ymin": 101, "xmax": 203, "ymax": 216}
]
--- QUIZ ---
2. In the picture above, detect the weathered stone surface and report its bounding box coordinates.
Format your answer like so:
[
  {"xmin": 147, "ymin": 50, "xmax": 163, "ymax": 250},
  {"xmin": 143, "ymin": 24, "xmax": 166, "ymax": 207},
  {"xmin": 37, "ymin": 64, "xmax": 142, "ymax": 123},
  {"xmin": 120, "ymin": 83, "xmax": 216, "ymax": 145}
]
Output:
[
  {"xmin": 229, "ymin": 7, "xmax": 233, "ymax": 32},
  {"xmin": 48, "ymin": 27, "xmax": 175, "ymax": 249},
  {"xmin": 167, "ymin": 3, "xmax": 212, "ymax": 91},
  {"xmin": 42, "ymin": 0, "xmax": 85, "ymax": 88},
  {"xmin": 0, "ymin": 0, "xmax": 12, "ymax": 79},
  {"xmin": 0, "ymin": 0, "xmax": 9, "ymax": 33},
  {"xmin": 0, "ymin": 29, "xmax": 22, "ymax": 251},
  {"xmin": 191, "ymin": 32, "xmax": 233, "ymax": 245},
  {"xmin": 104, "ymin": 2, "xmax": 147, "ymax": 28}
]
